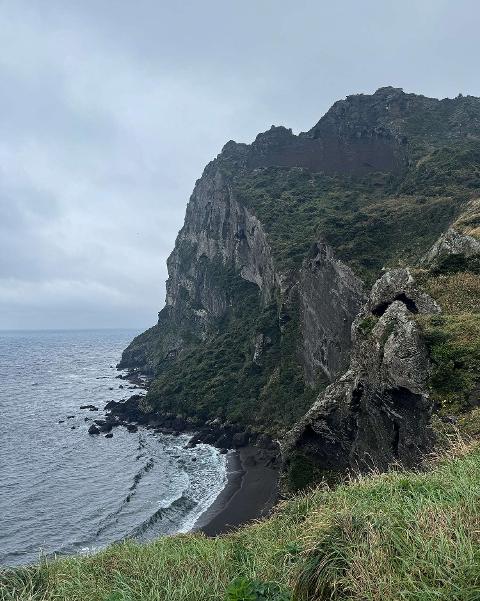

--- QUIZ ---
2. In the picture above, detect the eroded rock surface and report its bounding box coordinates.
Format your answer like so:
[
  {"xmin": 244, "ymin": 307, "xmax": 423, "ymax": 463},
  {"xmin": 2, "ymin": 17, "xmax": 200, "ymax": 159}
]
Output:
[
  {"xmin": 300, "ymin": 241, "xmax": 366, "ymax": 383},
  {"xmin": 422, "ymin": 228, "xmax": 480, "ymax": 268},
  {"xmin": 284, "ymin": 269, "xmax": 439, "ymax": 475}
]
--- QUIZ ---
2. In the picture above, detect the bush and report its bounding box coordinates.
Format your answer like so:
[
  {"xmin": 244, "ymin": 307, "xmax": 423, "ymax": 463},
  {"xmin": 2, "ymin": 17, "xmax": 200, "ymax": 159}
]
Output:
[{"xmin": 225, "ymin": 577, "xmax": 291, "ymax": 601}]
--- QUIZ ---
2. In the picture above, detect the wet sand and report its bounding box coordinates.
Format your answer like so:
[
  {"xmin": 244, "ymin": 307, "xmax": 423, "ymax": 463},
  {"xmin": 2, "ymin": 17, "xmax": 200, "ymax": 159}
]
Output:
[{"xmin": 195, "ymin": 446, "xmax": 280, "ymax": 536}]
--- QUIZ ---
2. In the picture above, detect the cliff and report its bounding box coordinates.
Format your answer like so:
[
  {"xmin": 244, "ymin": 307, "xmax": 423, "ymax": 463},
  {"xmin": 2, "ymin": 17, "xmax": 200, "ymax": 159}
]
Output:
[{"xmin": 118, "ymin": 87, "xmax": 480, "ymax": 482}]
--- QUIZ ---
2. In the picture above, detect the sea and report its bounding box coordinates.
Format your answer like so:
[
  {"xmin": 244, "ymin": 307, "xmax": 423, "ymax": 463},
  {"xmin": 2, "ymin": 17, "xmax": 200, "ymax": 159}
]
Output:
[{"xmin": 0, "ymin": 329, "xmax": 227, "ymax": 566}]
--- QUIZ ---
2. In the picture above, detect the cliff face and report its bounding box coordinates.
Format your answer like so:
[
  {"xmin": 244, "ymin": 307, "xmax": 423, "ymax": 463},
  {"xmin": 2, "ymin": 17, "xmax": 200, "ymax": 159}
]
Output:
[
  {"xmin": 284, "ymin": 269, "xmax": 441, "ymax": 486},
  {"xmin": 120, "ymin": 87, "xmax": 480, "ymax": 478},
  {"xmin": 120, "ymin": 166, "xmax": 278, "ymax": 375},
  {"xmin": 299, "ymin": 242, "xmax": 366, "ymax": 384}
]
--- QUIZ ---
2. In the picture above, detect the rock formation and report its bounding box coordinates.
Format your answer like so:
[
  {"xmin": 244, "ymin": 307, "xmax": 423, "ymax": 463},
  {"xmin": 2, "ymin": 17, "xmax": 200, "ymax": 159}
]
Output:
[
  {"xmin": 283, "ymin": 269, "xmax": 441, "ymax": 476},
  {"xmin": 118, "ymin": 87, "xmax": 480, "ymax": 483}
]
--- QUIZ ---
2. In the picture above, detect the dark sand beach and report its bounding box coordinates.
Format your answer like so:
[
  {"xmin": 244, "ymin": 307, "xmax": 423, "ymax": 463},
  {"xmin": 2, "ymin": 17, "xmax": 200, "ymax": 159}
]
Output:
[{"xmin": 196, "ymin": 446, "xmax": 280, "ymax": 536}]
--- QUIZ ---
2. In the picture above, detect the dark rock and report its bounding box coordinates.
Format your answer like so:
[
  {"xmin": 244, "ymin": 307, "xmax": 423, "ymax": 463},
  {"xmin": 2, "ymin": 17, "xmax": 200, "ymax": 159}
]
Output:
[
  {"xmin": 80, "ymin": 404, "xmax": 98, "ymax": 410},
  {"xmin": 67, "ymin": 415, "xmax": 75, "ymax": 419},
  {"xmin": 119, "ymin": 384, "xmax": 124, "ymax": 389},
  {"xmin": 70, "ymin": 426, "xmax": 76, "ymax": 430},
  {"xmin": 284, "ymin": 269, "xmax": 438, "ymax": 476},
  {"xmin": 89, "ymin": 407, "xmax": 99, "ymax": 411},
  {"xmin": 232, "ymin": 432, "xmax": 249, "ymax": 448},
  {"xmin": 300, "ymin": 240, "xmax": 366, "ymax": 383},
  {"xmin": 58, "ymin": 420, "xmax": 64, "ymax": 424},
  {"xmin": 126, "ymin": 424, "xmax": 138, "ymax": 433},
  {"xmin": 105, "ymin": 432, "xmax": 113, "ymax": 438},
  {"xmin": 93, "ymin": 419, "xmax": 113, "ymax": 433},
  {"xmin": 88, "ymin": 424, "xmax": 100, "ymax": 435}
]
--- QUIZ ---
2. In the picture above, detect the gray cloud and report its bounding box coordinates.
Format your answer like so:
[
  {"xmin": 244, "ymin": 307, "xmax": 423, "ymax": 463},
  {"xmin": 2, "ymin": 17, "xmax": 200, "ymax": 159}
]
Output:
[{"xmin": 1, "ymin": 0, "xmax": 479, "ymax": 329}]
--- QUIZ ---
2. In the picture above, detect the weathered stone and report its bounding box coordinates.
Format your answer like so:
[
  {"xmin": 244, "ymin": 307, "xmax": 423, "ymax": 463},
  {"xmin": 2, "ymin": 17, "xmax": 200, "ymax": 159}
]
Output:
[
  {"xmin": 422, "ymin": 228, "xmax": 480, "ymax": 267},
  {"xmin": 283, "ymin": 269, "xmax": 438, "ymax": 476},
  {"xmin": 300, "ymin": 241, "xmax": 366, "ymax": 383},
  {"xmin": 368, "ymin": 268, "xmax": 441, "ymax": 316}
]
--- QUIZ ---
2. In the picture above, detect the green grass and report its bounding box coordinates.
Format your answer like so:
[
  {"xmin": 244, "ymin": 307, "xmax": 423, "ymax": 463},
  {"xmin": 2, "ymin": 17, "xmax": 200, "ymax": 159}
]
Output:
[{"xmin": 2, "ymin": 443, "xmax": 479, "ymax": 601}]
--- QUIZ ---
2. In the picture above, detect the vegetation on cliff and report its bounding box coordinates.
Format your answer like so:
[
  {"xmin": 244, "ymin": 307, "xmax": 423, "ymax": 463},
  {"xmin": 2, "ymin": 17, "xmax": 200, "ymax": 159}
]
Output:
[
  {"xmin": 2, "ymin": 441, "xmax": 479, "ymax": 601},
  {"xmin": 121, "ymin": 88, "xmax": 480, "ymax": 440}
]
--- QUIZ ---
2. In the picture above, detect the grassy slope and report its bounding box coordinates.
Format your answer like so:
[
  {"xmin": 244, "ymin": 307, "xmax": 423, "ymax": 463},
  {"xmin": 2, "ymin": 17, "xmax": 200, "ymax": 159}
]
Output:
[{"xmin": 2, "ymin": 443, "xmax": 479, "ymax": 601}]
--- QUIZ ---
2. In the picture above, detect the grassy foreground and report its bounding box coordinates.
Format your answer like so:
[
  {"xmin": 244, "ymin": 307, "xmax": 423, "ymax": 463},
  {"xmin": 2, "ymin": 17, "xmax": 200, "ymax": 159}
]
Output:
[{"xmin": 1, "ymin": 442, "xmax": 480, "ymax": 601}]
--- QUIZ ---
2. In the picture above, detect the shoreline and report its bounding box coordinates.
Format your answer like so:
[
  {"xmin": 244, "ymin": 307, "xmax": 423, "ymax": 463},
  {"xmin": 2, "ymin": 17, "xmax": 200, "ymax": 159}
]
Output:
[
  {"xmin": 110, "ymin": 370, "xmax": 282, "ymax": 536},
  {"xmin": 194, "ymin": 446, "xmax": 280, "ymax": 537}
]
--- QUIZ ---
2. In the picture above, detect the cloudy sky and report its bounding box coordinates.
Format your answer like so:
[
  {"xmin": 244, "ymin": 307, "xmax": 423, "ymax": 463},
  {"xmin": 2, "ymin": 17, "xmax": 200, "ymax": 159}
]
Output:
[{"xmin": 1, "ymin": 1, "xmax": 478, "ymax": 330}]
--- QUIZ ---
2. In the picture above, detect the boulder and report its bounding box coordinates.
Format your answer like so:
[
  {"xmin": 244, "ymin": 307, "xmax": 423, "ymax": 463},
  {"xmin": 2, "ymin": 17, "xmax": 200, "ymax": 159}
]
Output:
[
  {"xmin": 88, "ymin": 424, "xmax": 100, "ymax": 435},
  {"xmin": 422, "ymin": 227, "xmax": 480, "ymax": 268}
]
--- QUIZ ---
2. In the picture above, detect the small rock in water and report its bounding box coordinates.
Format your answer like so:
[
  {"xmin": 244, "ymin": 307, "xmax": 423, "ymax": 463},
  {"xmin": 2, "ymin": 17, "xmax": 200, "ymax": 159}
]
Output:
[
  {"xmin": 80, "ymin": 404, "xmax": 98, "ymax": 410},
  {"xmin": 105, "ymin": 432, "xmax": 113, "ymax": 438},
  {"xmin": 88, "ymin": 424, "xmax": 100, "ymax": 435},
  {"xmin": 126, "ymin": 424, "xmax": 138, "ymax": 433},
  {"xmin": 89, "ymin": 407, "xmax": 99, "ymax": 411},
  {"xmin": 67, "ymin": 415, "xmax": 75, "ymax": 419},
  {"xmin": 109, "ymin": 387, "xmax": 114, "ymax": 391},
  {"xmin": 71, "ymin": 426, "xmax": 76, "ymax": 430},
  {"xmin": 58, "ymin": 420, "xmax": 64, "ymax": 424},
  {"xmin": 119, "ymin": 384, "xmax": 124, "ymax": 389}
]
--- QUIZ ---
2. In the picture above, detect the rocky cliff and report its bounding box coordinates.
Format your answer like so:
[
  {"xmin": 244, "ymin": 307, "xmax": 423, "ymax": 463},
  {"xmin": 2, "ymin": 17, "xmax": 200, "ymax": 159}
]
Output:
[{"xmin": 119, "ymin": 87, "xmax": 480, "ymax": 484}]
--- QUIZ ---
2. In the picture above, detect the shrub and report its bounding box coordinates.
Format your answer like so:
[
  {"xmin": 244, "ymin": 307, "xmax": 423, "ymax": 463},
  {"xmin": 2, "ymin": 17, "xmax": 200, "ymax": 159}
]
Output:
[{"xmin": 225, "ymin": 577, "xmax": 291, "ymax": 601}]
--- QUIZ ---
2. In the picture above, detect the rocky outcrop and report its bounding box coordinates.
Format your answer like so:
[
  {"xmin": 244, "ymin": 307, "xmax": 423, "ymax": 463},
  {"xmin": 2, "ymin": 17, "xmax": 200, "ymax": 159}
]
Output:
[
  {"xmin": 299, "ymin": 241, "xmax": 366, "ymax": 384},
  {"xmin": 368, "ymin": 268, "xmax": 441, "ymax": 315},
  {"xmin": 284, "ymin": 269, "xmax": 440, "ymax": 475},
  {"xmin": 422, "ymin": 228, "xmax": 480, "ymax": 268}
]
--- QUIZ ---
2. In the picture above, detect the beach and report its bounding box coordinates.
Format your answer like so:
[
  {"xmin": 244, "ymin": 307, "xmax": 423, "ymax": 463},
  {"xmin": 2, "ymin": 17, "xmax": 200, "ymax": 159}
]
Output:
[{"xmin": 195, "ymin": 446, "xmax": 280, "ymax": 536}]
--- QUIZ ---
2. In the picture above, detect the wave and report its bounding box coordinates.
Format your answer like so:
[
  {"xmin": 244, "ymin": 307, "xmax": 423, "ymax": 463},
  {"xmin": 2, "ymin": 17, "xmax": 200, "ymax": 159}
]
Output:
[
  {"xmin": 95, "ymin": 456, "xmax": 156, "ymax": 536},
  {"xmin": 126, "ymin": 492, "xmax": 198, "ymax": 538}
]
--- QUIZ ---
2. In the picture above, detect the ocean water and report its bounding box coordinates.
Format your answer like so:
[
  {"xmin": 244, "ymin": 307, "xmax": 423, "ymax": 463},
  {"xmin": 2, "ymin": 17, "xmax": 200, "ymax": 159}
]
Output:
[{"xmin": 0, "ymin": 329, "xmax": 227, "ymax": 566}]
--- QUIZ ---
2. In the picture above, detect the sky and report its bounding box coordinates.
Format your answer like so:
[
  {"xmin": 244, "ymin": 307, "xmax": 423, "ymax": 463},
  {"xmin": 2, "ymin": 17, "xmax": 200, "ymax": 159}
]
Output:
[{"xmin": 1, "ymin": 0, "xmax": 479, "ymax": 330}]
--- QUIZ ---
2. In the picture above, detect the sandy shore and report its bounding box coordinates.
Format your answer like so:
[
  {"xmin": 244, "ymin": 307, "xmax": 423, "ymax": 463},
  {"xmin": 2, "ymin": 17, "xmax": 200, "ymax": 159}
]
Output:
[{"xmin": 194, "ymin": 446, "xmax": 280, "ymax": 536}]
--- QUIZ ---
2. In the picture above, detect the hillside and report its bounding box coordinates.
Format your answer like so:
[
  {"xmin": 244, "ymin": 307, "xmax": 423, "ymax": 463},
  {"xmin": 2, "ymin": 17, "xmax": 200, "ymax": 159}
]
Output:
[{"xmin": 115, "ymin": 86, "xmax": 480, "ymax": 487}]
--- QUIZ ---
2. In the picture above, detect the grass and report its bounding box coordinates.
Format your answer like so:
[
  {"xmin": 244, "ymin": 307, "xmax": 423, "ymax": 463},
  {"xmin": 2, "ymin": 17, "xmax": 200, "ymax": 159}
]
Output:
[{"xmin": 2, "ymin": 442, "xmax": 479, "ymax": 601}]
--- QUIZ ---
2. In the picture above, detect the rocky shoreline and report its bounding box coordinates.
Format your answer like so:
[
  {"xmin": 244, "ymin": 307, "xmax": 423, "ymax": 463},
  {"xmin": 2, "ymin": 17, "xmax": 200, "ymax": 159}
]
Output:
[
  {"xmin": 82, "ymin": 368, "xmax": 282, "ymax": 535},
  {"xmin": 102, "ymin": 370, "xmax": 280, "ymax": 459}
]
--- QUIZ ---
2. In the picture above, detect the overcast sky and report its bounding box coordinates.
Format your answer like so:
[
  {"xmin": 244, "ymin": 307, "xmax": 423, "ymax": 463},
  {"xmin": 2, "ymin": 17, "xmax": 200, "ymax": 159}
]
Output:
[{"xmin": 1, "ymin": 1, "xmax": 478, "ymax": 330}]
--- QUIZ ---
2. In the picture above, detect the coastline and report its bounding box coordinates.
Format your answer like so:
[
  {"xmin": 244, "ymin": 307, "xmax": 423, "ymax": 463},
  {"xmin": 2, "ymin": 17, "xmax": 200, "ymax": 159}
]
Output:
[
  {"xmin": 109, "ymin": 371, "xmax": 282, "ymax": 537},
  {"xmin": 195, "ymin": 446, "xmax": 280, "ymax": 536}
]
